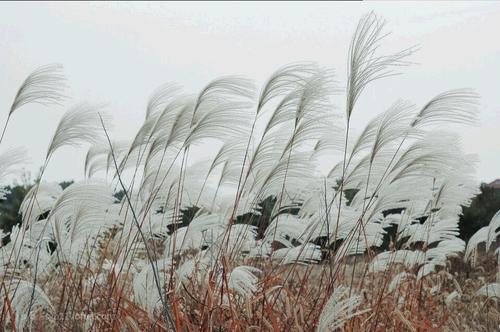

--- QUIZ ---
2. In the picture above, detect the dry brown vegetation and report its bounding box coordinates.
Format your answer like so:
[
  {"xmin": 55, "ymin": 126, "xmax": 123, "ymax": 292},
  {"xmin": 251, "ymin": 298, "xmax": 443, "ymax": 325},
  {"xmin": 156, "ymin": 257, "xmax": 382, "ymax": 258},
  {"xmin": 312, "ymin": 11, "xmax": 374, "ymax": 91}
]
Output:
[{"xmin": 0, "ymin": 11, "xmax": 497, "ymax": 332}]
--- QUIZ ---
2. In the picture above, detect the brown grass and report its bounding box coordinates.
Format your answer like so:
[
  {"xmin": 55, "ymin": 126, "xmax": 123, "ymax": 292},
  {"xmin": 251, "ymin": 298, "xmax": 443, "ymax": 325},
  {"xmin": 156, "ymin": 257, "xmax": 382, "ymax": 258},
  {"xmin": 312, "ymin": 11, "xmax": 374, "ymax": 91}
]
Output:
[{"xmin": 3, "ymin": 250, "xmax": 498, "ymax": 332}]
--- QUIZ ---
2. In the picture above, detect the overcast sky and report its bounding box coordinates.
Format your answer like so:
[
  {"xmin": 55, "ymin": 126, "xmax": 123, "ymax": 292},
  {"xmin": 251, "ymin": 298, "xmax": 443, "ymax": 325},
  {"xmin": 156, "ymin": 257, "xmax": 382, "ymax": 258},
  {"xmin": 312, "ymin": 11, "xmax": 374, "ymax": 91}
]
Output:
[{"xmin": 0, "ymin": 2, "xmax": 499, "ymax": 183}]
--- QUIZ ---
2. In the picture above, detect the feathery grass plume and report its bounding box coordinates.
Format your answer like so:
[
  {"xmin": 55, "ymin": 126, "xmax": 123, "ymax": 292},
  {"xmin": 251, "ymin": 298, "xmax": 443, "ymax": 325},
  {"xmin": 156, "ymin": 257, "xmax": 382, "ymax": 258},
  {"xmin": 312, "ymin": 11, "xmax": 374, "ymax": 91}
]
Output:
[
  {"xmin": 220, "ymin": 223, "xmax": 258, "ymax": 254},
  {"xmin": 411, "ymin": 89, "xmax": 480, "ymax": 128},
  {"xmin": 84, "ymin": 140, "xmax": 129, "ymax": 177},
  {"xmin": 337, "ymin": 221, "xmax": 386, "ymax": 256},
  {"xmin": 273, "ymin": 243, "xmax": 322, "ymax": 265},
  {"xmin": 340, "ymin": 151, "xmax": 392, "ymax": 194},
  {"xmin": 486, "ymin": 210, "xmax": 500, "ymax": 251},
  {"xmin": 257, "ymin": 62, "xmax": 319, "ymax": 112},
  {"xmin": 9, "ymin": 64, "xmax": 66, "ymax": 115},
  {"xmin": 19, "ymin": 181, "xmax": 62, "ymax": 225},
  {"xmin": 227, "ymin": 265, "xmax": 261, "ymax": 298},
  {"xmin": 388, "ymin": 132, "xmax": 464, "ymax": 176},
  {"xmin": 140, "ymin": 158, "xmax": 181, "ymax": 197},
  {"xmin": 0, "ymin": 12, "xmax": 493, "ymax": 331},
  {"xmin": 164, "ymin": 214, "xmax": 221, "ymax": 255},
  {"xmin": 367, "ymin": 100, "xmax": 415, "ymax": 164},
  {"xmin": 99, "ymin": 113, "xmax": 177, "ymax": 329},
  {"xmin": 148, "ymin": 96, "xmax": 192, "ymax": 141},
  {"xmin": 388, "ymin": 272, "xmax": 413, "ymax": 292},
  {"xmin": 235, "ymin": 64, "xmax": 324, "ymax": 198},
  {"xmin": 48, "ymin": 181, "xmax": 118, "ymax": 265},
  {"xmin": 184, "ymin": 101, "xmax": 254, "ymax": 147},
  {"xmin": 346, "ymin": 12, "xmax": 414, "ymax": 119},
  {"xmin": 0, "ymin": 147, "xmax": 29, "ymax": 183},
  {"xmin": 46, "ymin": 103, "xmax": 111, "ymax": 159},
  {"xmin": 406, "ymin": 217, "xmax": 461, "ymax": 246},
  {"xmin": 133, "ymin": 258, "xmax": 172, "ymax": 315},
  {"xmin": 205, "ymin": 139, "xmax": 248, "ymax": 180},
  {"xmin": 263, "ymin": 70, "xmax": 331, "ymax": 133},
  {"xmin": 141, "ymin": 209, "xmax": 181, "ymax": 239},
  {"xmin": 121, "ymin": 95, "xmax": 190, "ymax": 175},
  {"xmin": 191, "ymin": 76, "xmax": 256, "ymax": 124},
  {"xmin": 388, "ymin": 139, "xmax": 473, "ymax": 185},
  {"xmin": 264, "ymin": 214, "xmax": 309, "ymax": 247},
  {"xmin": 255, "ymin": 152, "xmax": 313, "ymax": 201},
  {"xmin": 425, "ymin": 238, "xmax": 465, "ymax": 264},
  {"xmin": 84, "ymin": 143, "xmax": 109, "ymax": 177},
  {"xmin": 369, "ymin": 250, "xmax": 425, "ymax": 273},
  {"xmin": 129, "ymin": 99, "xmax": 193, "ymax": 178},
  {"xmin": 243, "ymin": 128, "xmax": 290, "ymax": 190},
  {"xmin": 2, "ymin": 222, "xmax": 53, "ymax": 275},
  {"xmin": 0, "ymin": 148, "xmax": 29, "ymax": 200},
  {"xmin": 234, "ymin": 65, "xmax": 326, "ymax": 204},
  {"xmin": 345, "ymin": 112, "xmax": 399, "ymax": 168},
  {"xmin": 119, "ymin": 111, "xmax": 163, "ymax": 170},
  {"xmin": 2, "ymin": 279, "xmax": 53, "ymax": 331},
  {"xmin": 313, "ymin": 130, "xmax": 346, "ymax": 156},
  {"xmin": 46, "ymin": 181, "xmax": 116, "ymax": 224},
  {"xmin": 246, "ymin": 76, "xmax": 333, "ymax": 204},
  {"xmin": 145, "ymin": 82, "xmax": 182, "ymax": 119},
  {"xmin": 316, "ymin": 286, "xmax": 366, "ymax": 331},
  {"xmin": 464, "ymin": 226, "xmax": 489, "ymax": 264},
  {"xmin": 300, "ymin": 197, "xmax": 358, "ymax": 241},
  {"xmin": 158, "ymin": 101, "xmax": 194, "ymax": 149},
  {"xmin": 415, "ymin": 259, "xmax": 450, "ymax": 280}
]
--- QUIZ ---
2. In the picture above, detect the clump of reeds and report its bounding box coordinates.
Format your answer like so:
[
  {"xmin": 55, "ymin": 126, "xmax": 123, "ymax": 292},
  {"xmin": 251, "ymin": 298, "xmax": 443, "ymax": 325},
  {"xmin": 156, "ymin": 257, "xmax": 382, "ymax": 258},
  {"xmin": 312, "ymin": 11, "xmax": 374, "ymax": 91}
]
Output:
[{"xmin": 0, "ymin": 11, "xmax": 497, "ymax": 332}]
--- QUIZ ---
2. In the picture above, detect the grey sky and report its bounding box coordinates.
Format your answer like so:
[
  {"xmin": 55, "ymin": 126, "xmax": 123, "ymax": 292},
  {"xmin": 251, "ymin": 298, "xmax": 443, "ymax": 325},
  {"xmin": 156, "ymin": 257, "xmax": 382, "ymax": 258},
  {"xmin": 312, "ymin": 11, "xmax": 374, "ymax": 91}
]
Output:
[{"xmin": 0, "ymin": 2, "xmax": 499, "ymax": 183}]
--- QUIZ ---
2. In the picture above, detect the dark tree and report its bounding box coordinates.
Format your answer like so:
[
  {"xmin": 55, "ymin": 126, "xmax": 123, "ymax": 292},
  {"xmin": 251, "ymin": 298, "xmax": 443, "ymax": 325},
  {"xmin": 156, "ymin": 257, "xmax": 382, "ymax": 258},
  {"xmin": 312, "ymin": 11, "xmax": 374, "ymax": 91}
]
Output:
[
  {"xmin": 0, "ymin": 185, "xmax": 30, "ymax": 244},
  {"xmin": 459, "ymin": 183, "xmax": 500, "ymax": 241}
]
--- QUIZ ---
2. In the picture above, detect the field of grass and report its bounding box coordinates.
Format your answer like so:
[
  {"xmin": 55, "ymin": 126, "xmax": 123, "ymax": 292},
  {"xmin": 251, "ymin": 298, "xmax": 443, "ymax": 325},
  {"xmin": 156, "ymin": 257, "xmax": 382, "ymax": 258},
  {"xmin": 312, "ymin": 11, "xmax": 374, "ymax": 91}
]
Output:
[{"xmin": 0, "ymin": 12, "xmax": 499, "ymax": 331}]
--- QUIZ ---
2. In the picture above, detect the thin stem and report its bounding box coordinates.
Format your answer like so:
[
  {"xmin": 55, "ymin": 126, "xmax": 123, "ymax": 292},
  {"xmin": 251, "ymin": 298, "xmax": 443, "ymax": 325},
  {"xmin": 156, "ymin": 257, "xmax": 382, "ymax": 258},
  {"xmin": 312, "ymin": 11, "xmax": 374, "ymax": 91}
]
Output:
[
  {"xmin": 98, "ymin": 113, "xmax": 176, "ymax": 330},
  {"xmin": 0, "ymin": 114, "xmax": 11, "ymax": 147}
]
